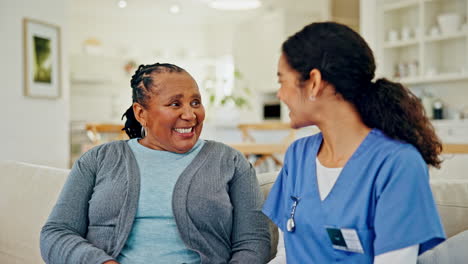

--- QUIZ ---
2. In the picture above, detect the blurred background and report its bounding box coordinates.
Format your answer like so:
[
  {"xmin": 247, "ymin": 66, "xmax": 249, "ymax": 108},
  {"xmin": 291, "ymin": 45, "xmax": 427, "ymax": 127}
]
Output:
[{"xmin": 1, "ymin": 0, "xmax": 468, "ymax": 171}]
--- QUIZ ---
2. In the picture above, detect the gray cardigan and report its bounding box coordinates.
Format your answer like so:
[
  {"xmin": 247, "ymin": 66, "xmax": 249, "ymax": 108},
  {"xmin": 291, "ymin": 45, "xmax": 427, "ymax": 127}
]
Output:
[{"xmin": 40, "ymin": 140, "xmax": 270, "ymax": 264}]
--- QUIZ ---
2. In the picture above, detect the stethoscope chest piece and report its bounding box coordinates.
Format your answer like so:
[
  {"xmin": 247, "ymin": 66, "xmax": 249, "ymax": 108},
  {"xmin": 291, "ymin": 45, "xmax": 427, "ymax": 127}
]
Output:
[
  {"xmin": 287, "ymin": 196, "xmax": 299, "ymax": 233},
  {"xmin": 287, "ymin": 218, "xmax": 295, "ymax": 232}
]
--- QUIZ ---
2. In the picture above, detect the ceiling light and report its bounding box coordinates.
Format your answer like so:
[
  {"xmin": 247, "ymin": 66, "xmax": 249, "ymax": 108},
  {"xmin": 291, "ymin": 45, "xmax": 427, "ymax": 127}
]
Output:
[
  {"xmin": 117, "ymin": 0, "xmax": 127, "ymax": 8},
  {"xmin": 170, "ymin": 4, "xmax": 181, "ymax": 14},
  {"xmin": 209, "ymin": 0, "xmax": 261, "ymax": 10}
]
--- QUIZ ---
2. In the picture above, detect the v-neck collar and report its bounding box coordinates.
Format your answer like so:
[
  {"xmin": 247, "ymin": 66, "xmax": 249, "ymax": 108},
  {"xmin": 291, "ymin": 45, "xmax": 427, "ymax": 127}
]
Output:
[{"xmin": 310, "ymin": 128, "xmax": 377, "ymax": 204}]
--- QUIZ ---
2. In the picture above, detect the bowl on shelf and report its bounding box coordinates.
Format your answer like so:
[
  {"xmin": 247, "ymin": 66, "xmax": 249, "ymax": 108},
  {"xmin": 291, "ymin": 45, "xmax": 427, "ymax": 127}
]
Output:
[{"xmin": 437, "ymin": 13, "xmax": 461, "ymax": 35}]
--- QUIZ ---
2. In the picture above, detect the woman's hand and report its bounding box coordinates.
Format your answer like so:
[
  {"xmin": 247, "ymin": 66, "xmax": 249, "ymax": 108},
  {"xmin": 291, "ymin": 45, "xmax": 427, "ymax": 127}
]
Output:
[{"xmin": 103, "ymin": 261, "xmax": 119, "ymax": 264}]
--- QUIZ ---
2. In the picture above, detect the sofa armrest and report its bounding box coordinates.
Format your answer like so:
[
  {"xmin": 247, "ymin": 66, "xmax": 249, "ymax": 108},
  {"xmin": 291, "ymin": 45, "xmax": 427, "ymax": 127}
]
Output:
[{"xmin": 418, "ymin": 230, "xmax": 468, "ymax": 264}]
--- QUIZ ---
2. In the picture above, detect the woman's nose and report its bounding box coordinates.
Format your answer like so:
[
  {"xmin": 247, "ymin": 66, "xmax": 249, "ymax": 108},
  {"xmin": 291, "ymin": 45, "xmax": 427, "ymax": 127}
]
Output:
[{"xmin": 181, "ymin": 107, "xmax": 196, "ymax": 120}]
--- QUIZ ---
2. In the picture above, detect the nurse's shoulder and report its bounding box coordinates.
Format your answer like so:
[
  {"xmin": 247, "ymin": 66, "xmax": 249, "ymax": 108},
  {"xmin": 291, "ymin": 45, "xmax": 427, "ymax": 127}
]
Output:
[
  {"xmin": 372, "ymin": 129, "xmax": 429, "ymax": 184},
  {"xmin": 371, "ymin": 129, "xmax": 424, "ymax": 161}
]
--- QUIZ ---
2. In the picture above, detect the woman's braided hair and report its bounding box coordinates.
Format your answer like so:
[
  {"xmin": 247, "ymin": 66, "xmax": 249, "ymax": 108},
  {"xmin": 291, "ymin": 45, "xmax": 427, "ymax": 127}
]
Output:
[{"xmin": 121, "ymin": 63, "xmax": 185, "ymax": 138}]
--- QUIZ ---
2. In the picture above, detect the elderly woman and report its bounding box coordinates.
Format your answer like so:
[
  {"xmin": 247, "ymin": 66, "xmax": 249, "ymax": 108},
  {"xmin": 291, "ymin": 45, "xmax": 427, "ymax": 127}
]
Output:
[{"xmin": 40, "ymin": 63, "xmax": 270, "ymax": 264}]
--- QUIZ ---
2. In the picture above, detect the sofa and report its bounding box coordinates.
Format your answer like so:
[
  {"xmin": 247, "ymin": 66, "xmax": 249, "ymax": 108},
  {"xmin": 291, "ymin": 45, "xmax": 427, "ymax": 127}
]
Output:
[
  {"xmin": 0, "ymin": 161, "xmax": 68, "ymax": 264},
  {"xmin": 1, "ymin": 159, "xmax": 468, "ymax": 263}
]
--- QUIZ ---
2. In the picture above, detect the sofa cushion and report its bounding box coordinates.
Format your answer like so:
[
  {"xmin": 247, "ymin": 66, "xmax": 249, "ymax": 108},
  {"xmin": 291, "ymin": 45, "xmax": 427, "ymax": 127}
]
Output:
[
  {"xmin": 0, "ymin": 160, "xmax": 69, "ymax": 264},
  {"xmin": 430, "ymin": 179, "xmax": 468, "ymax": 238}
]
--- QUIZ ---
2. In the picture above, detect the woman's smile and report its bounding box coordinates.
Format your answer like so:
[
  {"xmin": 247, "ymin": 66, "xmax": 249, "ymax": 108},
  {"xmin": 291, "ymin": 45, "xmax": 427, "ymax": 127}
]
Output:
[{"xmin": 173, "ymin": 126, "xmax": 196, "ymax": 138}]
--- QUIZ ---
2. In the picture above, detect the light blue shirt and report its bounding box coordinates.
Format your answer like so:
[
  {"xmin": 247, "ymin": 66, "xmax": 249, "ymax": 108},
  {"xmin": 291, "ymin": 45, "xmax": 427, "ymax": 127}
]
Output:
[
  {"xmin": 263, "ymin": 129, "xmax": 445, "ymax": 263},
  {"xmin": 117, "ymin": 139, "xmax": 204, "ymax": 264}
]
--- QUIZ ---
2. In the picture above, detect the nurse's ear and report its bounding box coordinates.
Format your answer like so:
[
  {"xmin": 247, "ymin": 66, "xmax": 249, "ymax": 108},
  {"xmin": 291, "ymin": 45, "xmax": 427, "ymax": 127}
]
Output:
[{"xmin": 304, "ymin": 69, "xmax": 326, "ymax": 101}]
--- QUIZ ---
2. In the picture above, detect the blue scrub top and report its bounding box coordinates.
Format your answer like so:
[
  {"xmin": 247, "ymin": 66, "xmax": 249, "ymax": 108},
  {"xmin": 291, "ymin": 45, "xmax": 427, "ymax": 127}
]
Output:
[{"xmin": 263, "ymin": 129, "xmax": 445, "ymax": 263}]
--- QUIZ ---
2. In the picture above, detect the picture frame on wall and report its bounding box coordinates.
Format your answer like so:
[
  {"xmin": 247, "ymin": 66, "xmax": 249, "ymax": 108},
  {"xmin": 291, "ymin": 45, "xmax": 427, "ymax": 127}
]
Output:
[{"xmin": 23, "ymin": 18, "xmax": 61, "ymax": 99}]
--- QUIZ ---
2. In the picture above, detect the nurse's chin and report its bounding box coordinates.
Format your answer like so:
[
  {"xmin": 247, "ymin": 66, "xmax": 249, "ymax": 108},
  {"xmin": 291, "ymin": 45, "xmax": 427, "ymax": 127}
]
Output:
[
  {"xmin": 289, "ymin": 121, "xmax": 304, "ymax": 130},
  {"xmin": 289, "ymin": 119, "xmax": 316, "ymax": 130}
]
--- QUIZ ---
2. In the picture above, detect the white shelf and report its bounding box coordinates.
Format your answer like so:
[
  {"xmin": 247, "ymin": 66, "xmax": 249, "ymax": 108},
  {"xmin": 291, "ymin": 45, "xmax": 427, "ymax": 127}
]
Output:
[
  {"xmin": 432, "ymin": 119, "xmax": 468, "ymax": 127},
  {"xmin": 383, "ymin": 0, "xmax": 419, "ymax": 12},
  {"xmin": 384, "ymin": 38, "xmax": 419, "ymax": 48},
  {"xmin": 396, "ymin": 73, "xmax": 468, "ymax": 85},
  {"xmin": 424, "ymin": 31, "xmax": 467, "ymax": 43},
  {"xmin": 379, "ymin": 0, "xmax": 468, "ymax": 88},
  {"xmin": 423, "ymin": 0, "xmax": 460, "ymax": 4}
]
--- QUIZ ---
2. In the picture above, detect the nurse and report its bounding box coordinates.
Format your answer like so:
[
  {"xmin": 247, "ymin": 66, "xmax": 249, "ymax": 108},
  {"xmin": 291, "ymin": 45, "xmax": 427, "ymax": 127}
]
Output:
[{"xmin": 262, "ymin": 22, "xmax": 446, "ymax": 263}]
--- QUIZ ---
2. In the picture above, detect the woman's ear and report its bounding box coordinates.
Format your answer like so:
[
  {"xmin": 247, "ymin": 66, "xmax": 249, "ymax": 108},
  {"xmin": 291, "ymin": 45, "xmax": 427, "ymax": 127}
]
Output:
[
  {"xmin": 306, "ymin": 69, "xmax": 324, "ymax": 99},
  {"xmin": 133, "ymin": 102, "xmax": 146, "ymax": 127}
]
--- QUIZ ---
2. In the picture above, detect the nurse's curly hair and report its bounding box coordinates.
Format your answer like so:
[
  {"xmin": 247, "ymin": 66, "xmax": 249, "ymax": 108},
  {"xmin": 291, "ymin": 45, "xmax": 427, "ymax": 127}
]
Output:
[
  {"xmin": 121, "ymin": 63, "xmax": 186, "ymax": 139},
  {"xmin": 282, "ymin": 22, "xmax": 442, "ymax": 168}
]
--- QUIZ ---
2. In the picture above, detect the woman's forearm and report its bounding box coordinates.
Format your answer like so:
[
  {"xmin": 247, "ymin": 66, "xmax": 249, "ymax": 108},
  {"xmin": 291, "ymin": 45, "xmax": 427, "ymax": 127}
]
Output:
[
  {"xmin": 229, "ymin": 165, "xmax": 271, "ymax": 263},
  {"xmin": 40, "ymin": 223, "xmax": 114, "ymax": 264}
]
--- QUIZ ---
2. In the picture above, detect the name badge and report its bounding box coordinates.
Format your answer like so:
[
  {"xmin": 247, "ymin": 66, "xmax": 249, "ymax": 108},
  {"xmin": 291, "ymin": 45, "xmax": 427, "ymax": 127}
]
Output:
[{"xmin": 325, "ymin": 227, "xmax": 364, "ymax": 254}]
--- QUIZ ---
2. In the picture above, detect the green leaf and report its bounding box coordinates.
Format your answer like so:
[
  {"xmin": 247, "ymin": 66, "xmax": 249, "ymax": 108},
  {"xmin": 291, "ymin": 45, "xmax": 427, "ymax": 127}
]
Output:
[
  {"xmin": 220, "ymin": 97, "xmax": 227, "ymax": 105},
  {"xmin": 234, "ymin": 69, "xmax": 243, "ymax": 79}
]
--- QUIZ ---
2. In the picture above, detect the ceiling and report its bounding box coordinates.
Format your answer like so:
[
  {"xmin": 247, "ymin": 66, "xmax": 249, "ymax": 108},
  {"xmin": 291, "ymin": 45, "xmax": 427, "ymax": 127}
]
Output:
[{"xmin": 71, "ymin": 0, "xmax": 327, "ymax": 25}]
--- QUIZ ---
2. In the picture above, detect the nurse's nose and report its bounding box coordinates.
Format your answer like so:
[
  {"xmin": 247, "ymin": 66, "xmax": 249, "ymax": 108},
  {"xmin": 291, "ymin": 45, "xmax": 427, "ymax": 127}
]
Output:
[{"xmin": 276, "ymin": 90, "xmax": 284, "ymax": 102}]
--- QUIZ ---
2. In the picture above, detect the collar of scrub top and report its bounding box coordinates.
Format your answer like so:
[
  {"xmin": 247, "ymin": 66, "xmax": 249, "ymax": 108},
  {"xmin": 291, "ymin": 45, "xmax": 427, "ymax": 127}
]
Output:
[{"xmin": 287, "ymin": 196, "xmax": 300, "ymax": 232}]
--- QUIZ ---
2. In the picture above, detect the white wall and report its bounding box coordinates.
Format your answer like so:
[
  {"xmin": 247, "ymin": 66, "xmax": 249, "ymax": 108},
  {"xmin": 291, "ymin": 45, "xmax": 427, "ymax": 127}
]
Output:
[
  {"xmin": 67, "ymin": 6, "xmax": 242, "ymax": 125},
  {"xmin": 331, "ymin": 0, "xmax": 360, "ymax": 31},
  {"xmin": 67, "ymin": 0, "xmax": 330, "ymax": 127},
  {"xmin": 0, "ymin": 0, "xmax": 71, "ymax": 168},
  {"xmin": 360, "ymin": 0, "xmax": 378, "ymax": 56},
  {"xmin": 232, "ymin": 7, "xmax": 327, "ymax": 123},
  {"xmin": 68, "ymin": 13, "xmax": 209, "ymax": 61},
  {"xmin": 233, "ymin": 10, "xmax": 286, "ymax": 123}
]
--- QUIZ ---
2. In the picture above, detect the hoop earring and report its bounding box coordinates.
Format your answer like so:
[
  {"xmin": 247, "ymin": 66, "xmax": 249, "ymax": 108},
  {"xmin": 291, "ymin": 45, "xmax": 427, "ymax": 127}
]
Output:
[
  {"xmin": 141, "ymin": 126, "xmax": 146, "ymax": 138},
  {"xmin": 309, "ymin": 96, "xmax": 316, "ymax": 101}
]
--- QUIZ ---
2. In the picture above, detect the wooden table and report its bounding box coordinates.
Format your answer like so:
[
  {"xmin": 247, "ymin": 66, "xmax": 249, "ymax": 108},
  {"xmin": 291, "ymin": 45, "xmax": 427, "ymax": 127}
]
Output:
[
  {"xmin": 85, "ymin": 123, "xmax": 127, "ymax": 145},
  {"xmin": 229, "ymin": 122, "xmax": 296, "ymax": 167},
  {"xmin": 443, "ymin": 144, "xmax": 468, "ymax": 154},
  {"xmin": 228, "ymin": 143, "xmax": 289, "ymax": 167}
]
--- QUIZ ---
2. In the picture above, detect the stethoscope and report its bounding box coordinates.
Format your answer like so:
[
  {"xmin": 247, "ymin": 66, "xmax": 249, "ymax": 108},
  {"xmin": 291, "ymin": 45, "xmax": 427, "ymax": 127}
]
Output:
[{"xmin": 287, "ymin": 196, "xmax": 300, "ymax": 232}]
